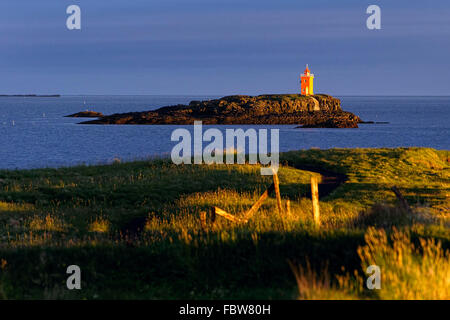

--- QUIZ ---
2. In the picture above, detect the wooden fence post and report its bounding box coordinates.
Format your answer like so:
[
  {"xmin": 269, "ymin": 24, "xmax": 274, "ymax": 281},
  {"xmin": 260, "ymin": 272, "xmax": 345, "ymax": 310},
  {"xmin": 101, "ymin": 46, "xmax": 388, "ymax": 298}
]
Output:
[
  {"xmin": 311, "ymin": 176, "xmax": 320, "ymax": 226},
  {"xmin": 210, "ymin": 206, "xmax": 216, "ymax": 226},
  {"xmin": 273, "ymin": 172, "xmax": 283, "ymax": 214},
  {"xmin": 200, "ymin": 211, "xmax": 207, "ymax": 230},
  {"xmin": 286, "ymin": 199, "xmax": 291, "ymax": 216}
]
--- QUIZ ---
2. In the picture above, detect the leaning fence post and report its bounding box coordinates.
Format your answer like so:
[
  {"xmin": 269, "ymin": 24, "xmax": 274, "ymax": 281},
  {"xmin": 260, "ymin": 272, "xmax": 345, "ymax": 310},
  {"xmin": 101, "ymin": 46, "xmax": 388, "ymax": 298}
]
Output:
[
  {"xmin": 213, "ymin": 207, "xmax": 246, "ymax": 223},
  {"xmin": 243, "ymin": 183, "xmax": 275, "ymax": 221},
  {"xmin": 273, "ymin": 171, "xmax": 283, "ymax": 214},
  {"xmin": 311, "ymin": 176, "xmax": 320, "ymax": 226}
]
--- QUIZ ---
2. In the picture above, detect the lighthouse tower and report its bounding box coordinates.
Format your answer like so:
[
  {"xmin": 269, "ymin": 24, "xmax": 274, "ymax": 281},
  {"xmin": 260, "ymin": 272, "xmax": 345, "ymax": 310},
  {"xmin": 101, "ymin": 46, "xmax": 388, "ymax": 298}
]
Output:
[{"xmin": 300, "ymin": 64, "xmax": 314, "ymax": 96}]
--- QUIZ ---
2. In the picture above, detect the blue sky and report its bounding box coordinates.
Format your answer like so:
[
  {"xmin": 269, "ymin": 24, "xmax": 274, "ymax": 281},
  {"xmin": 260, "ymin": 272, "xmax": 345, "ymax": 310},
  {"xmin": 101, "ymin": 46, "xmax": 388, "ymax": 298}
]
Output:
[{"xmin": 0, "ymin": 0, "xmax": 449, "ymax": 95}]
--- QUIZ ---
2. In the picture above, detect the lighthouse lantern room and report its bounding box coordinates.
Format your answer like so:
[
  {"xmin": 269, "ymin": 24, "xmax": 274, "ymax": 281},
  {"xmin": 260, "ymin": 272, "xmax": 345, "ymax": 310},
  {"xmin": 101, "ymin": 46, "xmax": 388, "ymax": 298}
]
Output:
[{"xmin": 300, "ymin": 64, "xmax": 314, "ymax": 96}]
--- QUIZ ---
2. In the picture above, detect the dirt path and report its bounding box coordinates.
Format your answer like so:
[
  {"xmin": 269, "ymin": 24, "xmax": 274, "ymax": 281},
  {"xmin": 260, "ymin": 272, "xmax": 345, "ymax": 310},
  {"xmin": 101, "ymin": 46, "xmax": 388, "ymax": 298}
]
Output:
[{"xmin": 288, "ymin": 163, "xmax": 348, "ymax": 198}]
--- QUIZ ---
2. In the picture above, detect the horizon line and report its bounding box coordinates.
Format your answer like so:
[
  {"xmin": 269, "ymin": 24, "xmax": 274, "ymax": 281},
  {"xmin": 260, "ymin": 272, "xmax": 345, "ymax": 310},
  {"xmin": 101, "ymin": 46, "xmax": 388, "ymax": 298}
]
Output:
[
  {"xmin": 4, "ymin": 94, "xmax": 450, "ymax": 97},
  {"xmin": 2, "ymin": 93, "xmax": 450, "ymax": 97}
]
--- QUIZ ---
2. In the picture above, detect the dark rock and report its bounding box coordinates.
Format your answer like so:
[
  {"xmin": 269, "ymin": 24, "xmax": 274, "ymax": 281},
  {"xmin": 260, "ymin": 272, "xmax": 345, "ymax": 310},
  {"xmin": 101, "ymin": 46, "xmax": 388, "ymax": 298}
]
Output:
[
  {"xmin": 65, "ymin": 111, "xmax": 104, "ymax": 118},
  {"xmin": 360, "ymin": 121, "xmax": 389, "ymax": 124},
  {"xmin": 298, "ymin": 112, "xmax": 360, "ymax": 128},
  {"xmin": 79, "ymin": 94, "xmax": 362, "ymax": 128}
]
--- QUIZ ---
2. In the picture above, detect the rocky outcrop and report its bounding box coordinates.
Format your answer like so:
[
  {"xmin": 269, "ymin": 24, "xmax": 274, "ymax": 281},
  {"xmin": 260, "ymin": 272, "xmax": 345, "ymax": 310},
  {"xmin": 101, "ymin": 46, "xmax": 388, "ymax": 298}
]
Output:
[
  {"xmin": 298, "ymin": 111, "xmax": 360, "ymax": 128},
  {"xmin": 66, "ymin": 111, "xmax": 104, "ymax": 118},
  {"xmin": 78, "ymin": 94, "xmax": 362, "ymax": 128}
]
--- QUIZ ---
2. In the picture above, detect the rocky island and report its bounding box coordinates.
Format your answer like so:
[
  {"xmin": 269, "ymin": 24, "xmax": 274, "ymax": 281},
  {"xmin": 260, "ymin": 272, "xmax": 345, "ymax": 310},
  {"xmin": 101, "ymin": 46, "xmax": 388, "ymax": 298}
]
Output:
[
  {"xmin": 77, "ymin": 94, "xmax": 362, "ymax": 128},
  {"xmin": 66, "ymin": 111, "xmax": 104, "ymax": 118}
]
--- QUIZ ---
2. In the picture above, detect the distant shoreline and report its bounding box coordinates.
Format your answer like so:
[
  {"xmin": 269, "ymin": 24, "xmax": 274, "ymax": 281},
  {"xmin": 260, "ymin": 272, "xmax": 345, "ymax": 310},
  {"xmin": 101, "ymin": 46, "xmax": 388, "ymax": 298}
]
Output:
[{"xmin": 0, "ymin": 94, "xmax": 60, "ymax": 97}]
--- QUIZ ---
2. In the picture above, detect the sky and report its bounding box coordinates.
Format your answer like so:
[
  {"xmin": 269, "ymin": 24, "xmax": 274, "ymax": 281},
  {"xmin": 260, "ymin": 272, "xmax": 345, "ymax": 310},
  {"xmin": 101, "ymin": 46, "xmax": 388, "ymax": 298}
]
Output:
[{"xmin": 0, "ymin": 0, "xmax": 450, "ymax": 95}]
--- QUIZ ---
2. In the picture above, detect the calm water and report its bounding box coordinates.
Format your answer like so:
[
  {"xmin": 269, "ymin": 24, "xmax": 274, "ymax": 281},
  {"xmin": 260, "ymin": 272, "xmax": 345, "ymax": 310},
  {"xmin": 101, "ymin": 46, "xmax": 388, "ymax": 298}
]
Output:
[{"xmin": 0, "ymin": 95, "xmax": 449, "ymax": 170}]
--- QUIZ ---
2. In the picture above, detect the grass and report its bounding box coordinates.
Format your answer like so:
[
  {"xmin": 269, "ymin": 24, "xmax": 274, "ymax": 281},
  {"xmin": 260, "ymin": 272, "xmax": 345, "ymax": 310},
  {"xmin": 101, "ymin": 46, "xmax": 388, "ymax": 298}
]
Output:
[
  {"xmin": 290, "ymin": 227, "xmax": 450, "ymax": 300},
  {"xmin": 0, "ymin": 147, "xmax": 448, "ymax": 299}
]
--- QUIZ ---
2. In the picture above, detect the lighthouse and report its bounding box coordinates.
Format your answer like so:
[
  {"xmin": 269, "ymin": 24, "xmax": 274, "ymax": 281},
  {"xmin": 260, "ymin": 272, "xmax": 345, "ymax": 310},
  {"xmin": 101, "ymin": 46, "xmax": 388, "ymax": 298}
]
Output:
[{"xmin": 300, "ymin": 64, "xmax": 314, "ymax": 96}]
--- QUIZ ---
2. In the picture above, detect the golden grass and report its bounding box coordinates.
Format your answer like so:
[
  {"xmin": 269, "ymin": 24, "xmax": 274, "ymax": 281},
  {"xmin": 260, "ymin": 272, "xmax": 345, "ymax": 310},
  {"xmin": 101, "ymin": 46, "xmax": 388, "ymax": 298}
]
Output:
[
  {"xmin": 28, "ymin": 214, "xmax": 64, "ymax": 232},
  {"xmin": 88, "ymin": 217, "xmax": 110, "ymax": 233},
  {"xmin": 358, "ymin": 227, "xmax": 450, "ymax": 300},
  {"xmin": 289, "ymin": 260, "xmax": 361, "ymax": 300},
  {"xmin": 290, "ymin": 227, "xmax": 450, "ymax": 300},
  {"xmin": 142, "ymin": 183, "xmax": 361, "ymax": 237},
  {"xmin": 0, "ymin": 201, "xmax": 34, "ymax": 212}
]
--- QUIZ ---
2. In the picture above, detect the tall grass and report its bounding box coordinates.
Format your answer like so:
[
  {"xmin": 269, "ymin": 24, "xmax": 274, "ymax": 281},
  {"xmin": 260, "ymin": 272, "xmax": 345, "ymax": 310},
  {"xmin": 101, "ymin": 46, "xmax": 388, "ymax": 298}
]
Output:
[
  {"xmin": 358, "ymin": 227, "xmax": 450, "ymax": 300},
  {"xmin": 289, "ymin": 260, "xmax": 361, "ymax": 300},
  {"xmin": 291, "ymin": 227, "xmax": 450, "ymax": 300},
  {"xmin": 0, "ymin": 258, "xmax": 7, "ymax": 300}
]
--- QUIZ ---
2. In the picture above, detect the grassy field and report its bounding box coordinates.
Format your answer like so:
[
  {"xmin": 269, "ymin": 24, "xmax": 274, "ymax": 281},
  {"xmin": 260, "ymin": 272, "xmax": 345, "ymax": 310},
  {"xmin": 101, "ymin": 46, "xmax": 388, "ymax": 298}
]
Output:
[{"xmin": 0, "ymin": 147, "xmax": 448, "ymax": 299}]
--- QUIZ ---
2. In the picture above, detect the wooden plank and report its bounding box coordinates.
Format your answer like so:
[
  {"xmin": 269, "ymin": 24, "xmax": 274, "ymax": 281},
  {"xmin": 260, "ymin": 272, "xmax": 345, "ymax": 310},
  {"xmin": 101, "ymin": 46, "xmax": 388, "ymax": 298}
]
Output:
[
  {"xmin": 214, "ymin": 207, "xmax": 246, "ymax": 223},
  {"xmin": 242, "ymin": 183, "xmax": 275, "ymax": 221},
  {"xmin": 273, "ymin": 172, "xmax": 283, "ymax": 214},
  {"xmin": 311, "ymin": 176, "xmax": 320, "ymax": 226},
  {"xmin": 391, "ymin": 186, "xmax": 412, "ymax": 213}
]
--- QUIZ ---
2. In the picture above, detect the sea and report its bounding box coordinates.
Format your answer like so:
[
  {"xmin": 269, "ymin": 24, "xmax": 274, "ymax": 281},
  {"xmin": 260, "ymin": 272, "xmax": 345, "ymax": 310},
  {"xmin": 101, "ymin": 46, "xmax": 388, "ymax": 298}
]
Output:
[{"xmin": 0, "ymin": 95, "xmax": 449, "ymax": 170}]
